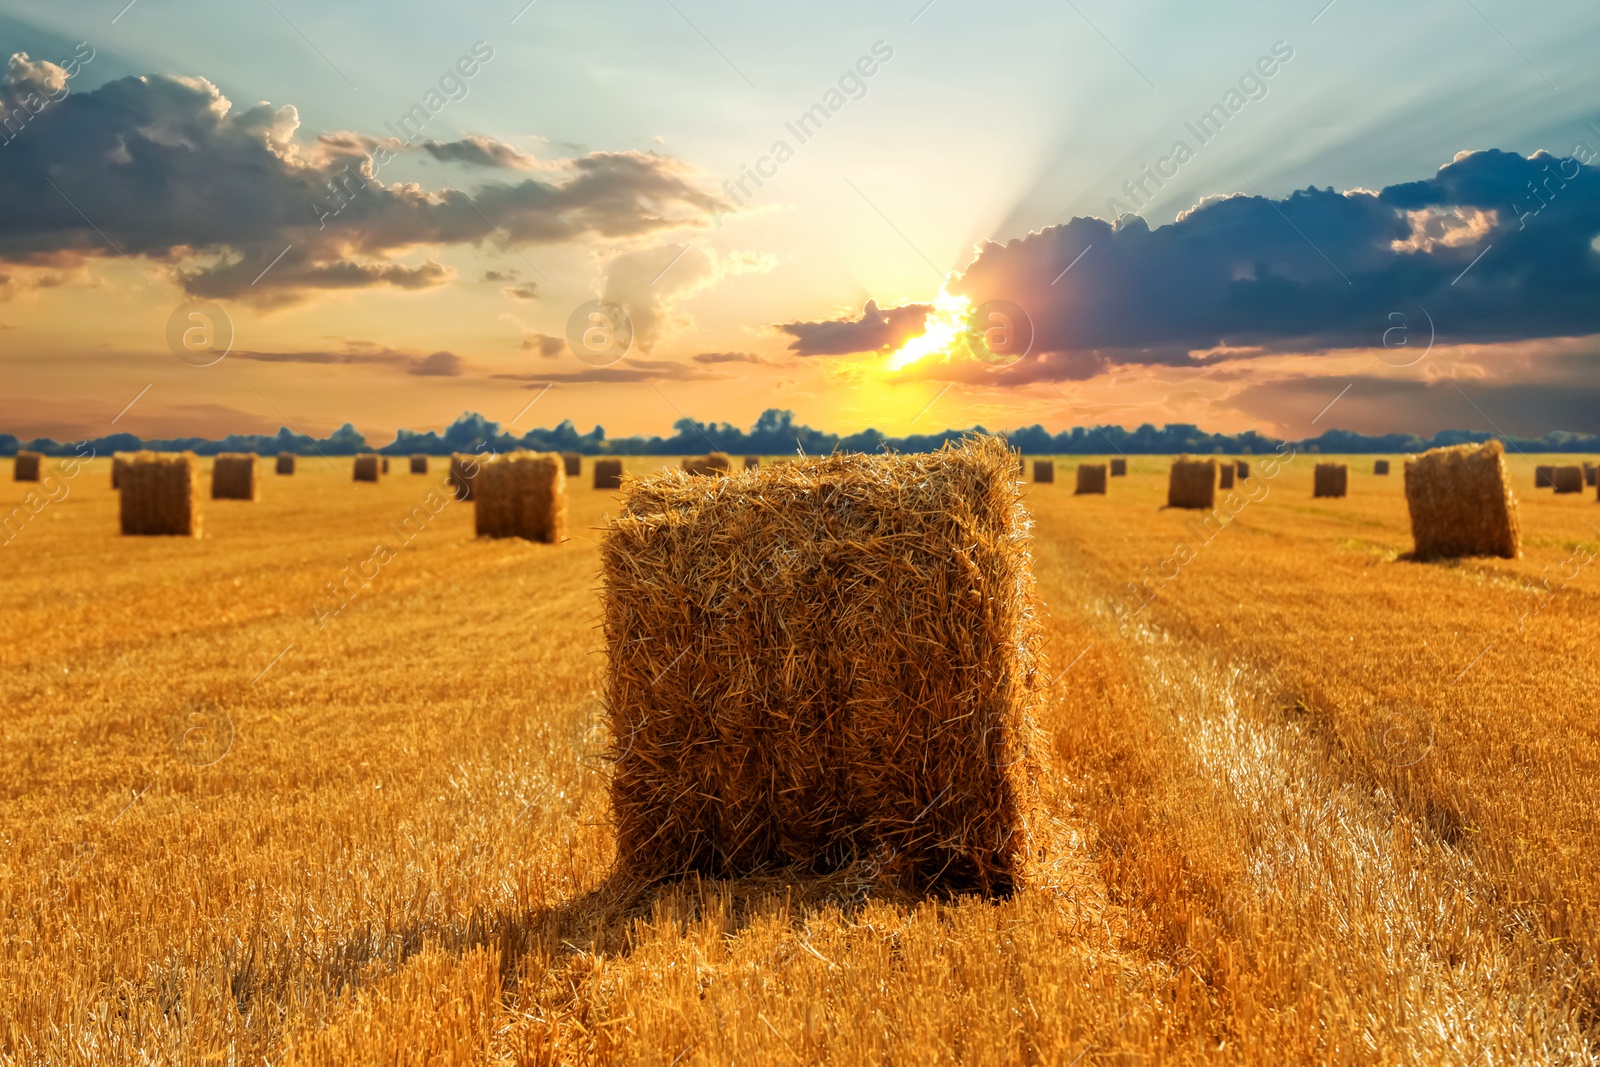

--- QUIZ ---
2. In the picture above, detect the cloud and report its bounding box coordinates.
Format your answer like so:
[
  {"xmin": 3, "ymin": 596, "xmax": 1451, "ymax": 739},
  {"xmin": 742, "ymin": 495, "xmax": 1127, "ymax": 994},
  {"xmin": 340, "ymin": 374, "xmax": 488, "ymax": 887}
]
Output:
[
  {"xmin": 920, "ymin": 149, "xmax": 1600, "ymax": 382},
  {"xmin": 491, "ymin": 358, "xmax": 715, "ymax": 384},
  {"xmin": 500, "ymin": 282, "xmax": 539, "ymax": 300},
  {"xmin": 229, "ymin": 342, "xmax": 465, "ymax": 376},
  {"xmin": 421, "ymin": 134, "xmax": 537, "ymax": 169},
  {"xmin": 521, "ymin": 332, "xmax": 565, "ymax": 357},
  {"xmin": 410, "ymin": 350, "xmax": 463, "ymax": 376},
  {"xmin": 692, "ymin": 350, "xmax": 767, "ymax": 364},
  {"xmin": 0, "ymin": 60, "xmax": 729, "ymax": 305},
  {"xmin": 600, "ymin": 244, "xmax": 775, "ymax": 353},
  {"xmin": 775, "ymin": 299, "xmax": 932, "ymax": 356}
]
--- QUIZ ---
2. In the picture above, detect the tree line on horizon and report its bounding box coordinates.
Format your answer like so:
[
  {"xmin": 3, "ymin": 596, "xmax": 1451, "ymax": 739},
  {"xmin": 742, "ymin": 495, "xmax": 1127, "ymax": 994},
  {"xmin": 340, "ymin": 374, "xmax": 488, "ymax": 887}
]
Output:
[{"xmin": 4, "ymin": 408, "xmax": 1597, "ymax": 459}]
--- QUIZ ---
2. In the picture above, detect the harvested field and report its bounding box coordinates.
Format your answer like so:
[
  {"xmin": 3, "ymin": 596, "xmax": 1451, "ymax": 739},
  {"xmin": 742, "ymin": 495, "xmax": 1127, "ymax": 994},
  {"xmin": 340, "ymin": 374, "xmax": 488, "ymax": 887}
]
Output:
[{"xmin": 5, "ymin": 451, "xmax": 1600, "ymax": 1065}]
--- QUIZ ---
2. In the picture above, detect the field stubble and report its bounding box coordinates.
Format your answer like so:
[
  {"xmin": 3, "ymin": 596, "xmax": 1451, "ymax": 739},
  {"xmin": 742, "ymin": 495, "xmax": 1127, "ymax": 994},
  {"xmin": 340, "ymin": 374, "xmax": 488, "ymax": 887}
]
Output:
[{"xmin": 1, "ymin": 453, "xmax": 1597, "ymax": 1064}]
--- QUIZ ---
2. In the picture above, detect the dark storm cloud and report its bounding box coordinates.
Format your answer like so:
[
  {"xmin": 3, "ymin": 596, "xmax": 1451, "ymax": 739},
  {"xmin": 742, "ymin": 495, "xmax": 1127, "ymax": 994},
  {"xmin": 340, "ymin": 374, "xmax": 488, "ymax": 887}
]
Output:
[
  {"xmin": 775, "ymin": 299, "xmax": 932, "ymax": 356},
  {"xmin": 0, "ymin": 62, "xmax": 725, "ymax": 304},
  {"xmin": 932, "ymin": 149, "xmax": 1600, "ymax": 379}
]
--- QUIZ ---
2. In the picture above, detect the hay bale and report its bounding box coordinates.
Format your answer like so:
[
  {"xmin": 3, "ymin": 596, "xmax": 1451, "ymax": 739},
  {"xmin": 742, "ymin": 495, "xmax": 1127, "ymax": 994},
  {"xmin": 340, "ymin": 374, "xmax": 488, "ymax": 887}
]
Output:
[
  {"xmin": 1033, "ymin": 459, "xmax": 1054, "ymax": 483},
  {"xmin": 1585, "ymin": 463, "xmax": 1596, "ymax": 487},
  {"xmin": 1404, "ymin": 440, "xmax": 1520, "ymax": 560},
  {"xmin": 1374, "ymin": 459, "xmax": 1391, "ymax": 476},
  {"xmin": 562, "ymin": 452, "xmax": 581, "ymax": 477},
  {"xmin": 381, "ymin": 457, "xmax": 390, "ymax": 474},
  {"xmin": 211, "ymin": 453, "xmax": 259, "ymax": 501},
  {"xmin": 601, "ymin": 435, "xmax": 1044, "ymax": 894},
  {"xmin": 743, "ymin": 456, "xmax": 760, "ymax": 470},
  {"xmin": 447, "ymin": 454, "xmax": 480, "ymax": 500},
  {"xmin": 1313, "ymin": 463, "xmax": 1348, "ymax": 499},
  {"xmin": 682, "ymin": 454, "xmax": 733, "ymax": 476},
  {"xmin": 594, "ymin": 457, "xmax": 624, "ymax": 490},
  {"xmin": 1236, "ymin": 460, "xmax": 1249, "ymax": 479},
  {"xmin": 1075, "ymin": 463, "xmax": 1106, "ymax": 495},
  {"xmin": 1109, "ymin": 457, "xmax": 1126, "ymax": 477},
  {"xmin": 410, "ymin": 454, "xmax": 429, "ymax": 475},
  {"xmin": 353, "ymin": 455, "xmax": 381, "ymax": 482},
  {"xmin": 1535, "ymin": 465, "xmax": 1553, "ymax": 488},
  {"xmin": 13, "ymin": 452, "xmax": 41, "ymax": 482},
  {"xmin": 275, "ymin": 454, "xmax": 295, "ymax": 476},
  {"xmin": 473, "ymin": 451, "xmax": 567, "ymax": 543},
  {"xmin": 1167, "ymin": 457, "xmax": 1216, "ymax": 509},
  {"xmin": 112, "ymin": 453, "xmax": 133, "ymax": 489},
  {"xmin": 1219, "ymin": 464, "xmax": 1236, "ymax": 490},
  {"xmin": 120, "ymin": 452, "xmax": 202, "ymax": 537},
  {"xmin": 1553, "ymin": 465, "xmax": 1583, "ymax": 494}
]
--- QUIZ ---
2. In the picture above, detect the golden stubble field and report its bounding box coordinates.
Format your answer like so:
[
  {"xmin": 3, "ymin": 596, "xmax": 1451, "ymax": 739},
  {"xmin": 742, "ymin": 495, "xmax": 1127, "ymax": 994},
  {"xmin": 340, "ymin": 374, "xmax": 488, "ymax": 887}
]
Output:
[{"xmin": 2, "ymin": 449, "xmax": 1598, "ymax": 1065}]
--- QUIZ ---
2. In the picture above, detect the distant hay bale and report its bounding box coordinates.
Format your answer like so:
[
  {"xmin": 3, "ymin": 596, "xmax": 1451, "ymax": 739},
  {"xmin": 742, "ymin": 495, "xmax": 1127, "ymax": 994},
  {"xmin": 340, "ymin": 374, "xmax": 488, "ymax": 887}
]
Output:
[
  {"xmin": 1535, "ymin": 465, "xmax": 1553, "ymax": 488},
  {"xmin": 1404, "ymin": 440, "xmax": 1520, "ymax": 560},
  {"xmin": 1075, "ymin": 463, "xmax": 1106, "ymax": 495},
  {"xmin": 1033, "ymin": 460, "xmax": 1054, "ymax": 483},
  {"xmin": 562, "ymin": 452, "xmax": 581, "ymax": 477},
  {"xmin": 474, "ymin": 451, "xmax": 567, "ymax": 543},
  {"xmin": 601, "ymin": 435, "xmax": 1044, "ymax": 895},
  {"xmin": 1219, "ymin": 464, "xmax": 1235, "ymax": 490},
  {"xmin": 594, "ymin": 457, "xmax": 624, "ymax": 490},
  {"xmin": 275, "ymin": 454, "xmax": 295, "ymax": 476},
  {"xmin": 1167, "ymin": 457, "xmax": 1216, "ymax": 509},
  {"xmin": 410, "ymin": 454, "xmax": 429, "ymax": 475},
  {"xmin": 120, "ymin": 452, "xmax": 202, "ymax": 537},
  {"xmin": 743, "ymin": 456, "xmax": 760, "ymax": 470},
  {"xmin": 353, "ymin": 455, "xmax": 381, "ymax": 482},
  {"xmin": 682, "ymin": 454, "xmax": 733, "ymax": 476},
  {"xmin": 447, "ymin": 454, "xmax": 480, "ymax": 500},
  {"xmin": 1110, "ymin": 458, "xmax": 1127, "ymax": 477},
  {"xmin": 1313, "ymin": 463, "xmax": 1348, "ymax": 499},
  {"xmin": 112, "ymin": 453, "xmax": 133, "ymax": 489},
  {"xmin": 707, "ymin": 452, "xmax": 731, "ymax": 474},
  {"xmin": 381, "ymin": 457, "xmax": 390, "ymax": 474},
  {"xmin": 1236, "ymin": 460, "xmax": 1249, "ymax": 479},
  {"xmin": 13, "ymin": 452, "xmax": 41, "ymax": 482},
  {"xmin": 1585, "ymin": 463, "xmax": 1596, "ymax": 487},
  {"xmin": 1552, "ymin": 465, "xmax": 1583, "ymax": 493},
  {"xmin": 1374, "ymin": 459, "xmax": 1391, "ymax": 475},
  {"xmin": 211, "ymin": 453, "xmax": 259, "ymax": 501}
]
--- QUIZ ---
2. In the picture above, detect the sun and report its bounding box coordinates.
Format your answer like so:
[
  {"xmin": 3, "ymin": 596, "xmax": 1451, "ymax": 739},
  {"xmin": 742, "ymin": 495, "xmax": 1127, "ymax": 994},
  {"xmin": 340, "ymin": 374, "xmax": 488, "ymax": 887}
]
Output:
[{"xmin": 884, "ymin": 287, "xmax": 973, "ymax": 371}]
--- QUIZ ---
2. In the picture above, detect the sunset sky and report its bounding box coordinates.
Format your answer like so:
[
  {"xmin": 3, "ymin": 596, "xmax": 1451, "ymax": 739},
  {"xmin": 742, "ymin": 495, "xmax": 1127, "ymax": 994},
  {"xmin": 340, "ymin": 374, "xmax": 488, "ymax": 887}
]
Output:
[{"xmin": 2, "ymin": 0, "xmax": 1598, "ymax": 444}]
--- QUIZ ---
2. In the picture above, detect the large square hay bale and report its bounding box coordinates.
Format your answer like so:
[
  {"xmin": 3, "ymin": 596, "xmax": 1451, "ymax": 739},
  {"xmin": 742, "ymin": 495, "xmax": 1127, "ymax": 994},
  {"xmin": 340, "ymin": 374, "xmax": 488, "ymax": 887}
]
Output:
[
  {"xmin": 13, "ymin": 452, "xmax": 41, "ymax": 482},
  {"xmin": 1535, "ymin": 465, "xmax": 1553, "ymax": 488},
  {"xmin": 1404, "ymin": 440, "xmax": 1520, "ymax": 560},
  {"xmin": 1313, "ymin": 463, "xmax": 1348, "ymax": 499},
  {"xmin": 1110, "ymin": 458, "xmax": 1127, "ymax": 477},
  {"xmin": 1167, "ymin": 457, "xmax": 1216, "ymax": 509},
  {"xmin": 1219, "ymin": 464, "xmax": 1235, "ymax": 490},
  {"xmin": 410, "ymin": 454, "xmax": 429, "ymax": 475},
  {"xmin": 1553, "ymin": 465, "xmax": 1583, "ymax": 493},
  {"xmin": 275, "ymin": 454, "xmax": 295, "ymax": 476},
  {"xmin": 211, "ymin": 453, "xmax": 258, "ymax": 501},
  {"xmin": 1075, "ymin": 463, "xmax": 1106, "ymax": 494},
  {"xmin": 1236, "ymin": 460, "xmax": 1249, "ymax": 479},
  {"xmin": 1374, "ymin": 459, "xmax": 1390, "ymax": 475},
  {"xmin": 112, "ymin": 453, "xmax": 133, "ymax": 489},
  {"xmin": 473, "ymin": 451, "xmax": 566, "ymax": 543},
  {"xmin": 353, "ymin": 455, "xmax": 381, "ymax": 482},
  {"xmin": 561, "ymin": 452, "xmax": 581, "ymax": 477},
  {"xmin": 120, "ymin": 453, "xmax": 202, "ymax": 537},
  {"xmin": 1585, "ymin": 463, "xmax": 1596, "ymax": 487},
  {"xmin": 601, "ymin": 436, "xmax": 1044, "ymax": 894},
  {"xmin": 448, "ymin": 454, "xmax": 478, "ymax": 500},
  {"xmin": 743, "ymin": 456, "xmax": 760, "ymax": 470},
  {"xmin": 1032, "ymin": 459, "xmax": 1054, "ymax": 483},
  {"xmin": 593, "ymin": 457, "xmax": 624, "ymax": 490}
]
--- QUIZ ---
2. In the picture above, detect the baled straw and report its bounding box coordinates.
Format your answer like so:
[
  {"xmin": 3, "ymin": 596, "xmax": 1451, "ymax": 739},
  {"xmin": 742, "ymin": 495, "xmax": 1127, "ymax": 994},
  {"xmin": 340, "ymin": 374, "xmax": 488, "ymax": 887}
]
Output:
[
  {"xmin": 1535, "ymin": 465, "xmax": 1553, "ymax": 488},
  {"xmin": 473, "ymin": 451, "xmax": 567, "ymax": 543},
  {"xmin": 120, "ymin": 452, "xmax": 202, "ymax": 537},
  {"xmin": 600, "ymin": 435, "xmax": 1045, "ymax": 895},
  {"xmin": 381, "ymin": 457, "xmax": 390, "ymax": 474},
  {"xmin": 743, "ymin": 456, "xmax": 760, "ymax": 470},
  {"xmin": 1552, "ymin": 465, "xmax": 1583, "ymax": 494},
  {"xmin": 353, "ymin": 455, "xmax": 381, "ymax": 482},
  {"xmin": 1236, "ymin": 460, "xmax": 1249, "ymax": 479},
  {"xmin": 593, "ymin": 458, "xmax": 624, "ymax": 490},
  {"xmin": 1032, "ymin": 459, "xmax": 1054, "ymax": 483},
  {"xmin": 411, "ymin": 455, "xmax": 429, "ymax": 475},
  {"xmin": 1313, "ymin": 463, "xmax": 1348, "ymax": 499},
  {"xmin": 211, "ymin": 453, "xmax": 259, "ymax": 501},
  {"xmin": 562, "ymin": 452, "xmax": 581, "ymax": 477},
  {"xmin": 1374, "ymin": 459, "xmax": 1391, "ymax": 475},
  {"xmin": 112, "ymin": 453, "xmax": 133, "ymax": 489},
  {"xmin": 448, "ymin": 454, "xmax": 479, "ymax": 500},
  {"xmin": 1075, "ymin": 463, "xmax": 1106, "ymax": 495},
  {"xmin": 13, "ymin": 452, "xmax": 41, "ymax": 482},
  {"xmin": 1404, "ymin": 440, "xmax": 1520, "ymax": 560},
  {"xmin": 1167, "ymin": 457, "xmax": 1216, "ymax": 509},
  {"xmin": 275, "ymin": 454, "xmax": 295, "ymax": 476},
  {"xmin": 1585, "ymin": 463, "xmax": 1596, "ymax": 487},
  {"xmin": 1110, "ymin": 458, "xmax": 1127, "ymax": 477},
  {"xmin": 1219, "ymin": 464, "xmax": 1235, "ymax": 490}
]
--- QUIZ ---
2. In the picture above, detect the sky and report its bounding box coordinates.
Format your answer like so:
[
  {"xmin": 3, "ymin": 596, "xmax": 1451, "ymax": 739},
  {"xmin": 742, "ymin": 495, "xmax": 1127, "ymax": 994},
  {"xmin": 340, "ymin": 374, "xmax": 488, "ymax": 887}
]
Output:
[{"xmin": 1, "ymin": 0, "xmax": 1599, "ymax": 443}]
